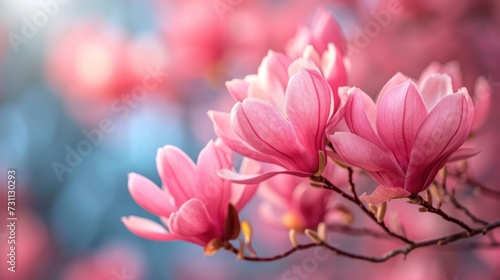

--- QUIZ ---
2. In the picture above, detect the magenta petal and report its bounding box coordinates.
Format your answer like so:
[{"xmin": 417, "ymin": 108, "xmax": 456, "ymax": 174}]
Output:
[
  {"xmin": 360, "ymin": 186, "xmax": 411, "ymax": 204},
  {"xmin": 168, "ymin": 198, "xmax": 213, "ymax": 237},
  {"xmin": 122, "ymin": 216, "xmax": 176, "ymax": 241},
  {"xmin": 311, "ymin": 8, "xmax": 345, "ymax": 55},
  {"xmin": 448, "ymin": 147, "xmax": 480, "ymax": 162},
  {"xmin": 376, "ymin": 80, "xmax": 428, "ymax": 170},
  {"xmin": 285, "ymin": 68, "xmax": 333, "ymax": 153},
  {"xmin": 128, "ymin": 173, "xmax": 174, "ymax": 217},
  {"xmin": 218, "ymin": 168, "xmax": 310, "ymax": 184},
  {"xmin": 420, "ymin": 74, "xmax": 454, "ymax": 111},
  {"xmin": 232, "ymin": 99, "xmax": 304, "ymax": 168},
  {"xmin": 156, "ymin": 146, "xmax": 196, "ymax": 205},
  {"xmin": 330, "ymin": 132, "xmax": 402, "ymax": 173},
  {"xmin": 344, "ymin": 88, "xmax": 383, "ymax": 148},
  {"xmin": 321, "ymin": 44, "xmax": 347, "ymax": 97},
  {"xmin": 406, "ymin": 91, "xmax": 474, "ymax": 193}
]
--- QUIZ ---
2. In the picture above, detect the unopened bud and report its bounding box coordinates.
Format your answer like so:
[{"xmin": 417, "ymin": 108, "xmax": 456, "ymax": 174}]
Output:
[
  {"xmin": 237, "ymin": 241, "xmax": 245, "ymax": 260},
  {"xmin": 289, "ymin": 229, "xmax": 299, "ymax": 247},
  {"xmin": 305, "ymin": 229, "xmax": 322, "ymax": 245},
  {"xmin": 376, "ymin": 202, "xmax": 387, "ymax": 223},
  {"xmin": 204, "ymin": 238, "xmax": 223, "ymax": 256},
  {"xmin": 317, "ymin": 222, "xmax": 327, "ymax": 241},
  {"xmin": 241, "ymin": 221, "xmax": 252, "ymax": 244},
  {"xmin": 425, "ymin": 189, "xmax": 433, "ymax": 206}
]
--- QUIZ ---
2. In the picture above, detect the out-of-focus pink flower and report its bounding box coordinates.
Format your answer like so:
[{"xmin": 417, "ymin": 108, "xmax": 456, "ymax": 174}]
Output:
[
  {"xmin": 122, "ymin": 140, "xmax": 258, "ymax": 251},
  {"xmin": 256, "ymin": 159, "xmax": 349, "ymax": 231},
  {"xmin": 418, "ymin": 61, "xmax": 492, "ymax": 132},
  {"xmin": 209, "ymin": 52, "xmax": 343, "ymax": 184},
  {"xmin": 330, "ymin": 73, "xmax": 475, "ymax": 204},
  {"xmin": 46, "ymin": 20, "xmax": 168, "ymax": 124},
  {"xmin": 286, "ymin": 8, "xmax": 346, "ymax": 58}
]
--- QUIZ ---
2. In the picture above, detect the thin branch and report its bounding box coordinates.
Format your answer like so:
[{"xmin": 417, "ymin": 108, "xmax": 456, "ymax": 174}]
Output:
[
  {"xmin": 412, "ymin": 195, "xmax": 473, "ymax": 232},
  {"xmin": 326, "ymin": 224, "xmax": 392, "ymax": 239},
  {"xmin": 226, "ymin": 221, "xmax": 500, "ymax": 263},
  {"xmin": 316, "ymin": 172, "xmax": 414, "ymax": 244}
]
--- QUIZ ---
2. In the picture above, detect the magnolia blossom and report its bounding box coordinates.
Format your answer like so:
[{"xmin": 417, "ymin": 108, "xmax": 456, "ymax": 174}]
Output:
[
  {"xmin": 256, "ymin": 160, "xmax": 349, "ymax": 231},
  {"xmin": 122, "ymin": 140, "xmax": 258, "ymax": 252},
  {"xmin": 330, "ymin": 73, "xmax": 475, "ymax": 204},
  {"xmin": 209, "ymin": 53, "xmax": 343, "ymax": 183},
  {"xmin": 418, "ymin": 61, "xmax": 492, "ymax": 131},
  {"xmin": 286, "ymin": 7, "xmax": 346, "ymax": 58}
]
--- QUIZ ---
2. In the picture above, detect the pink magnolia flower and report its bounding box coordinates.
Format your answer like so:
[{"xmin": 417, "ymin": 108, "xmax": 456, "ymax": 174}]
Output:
[
  {"xmin": 286, "ymin": 7, "xmax": 347, "ymax": 58},
  {"xmin": 330, "ymin": 73, "xmax": 475, "ymax": 204},
  {"xmin": 256, "ymin": 159, "xmax": 349, "ymax": 231},
  {"xmin": 418, "ymin": 61, "xmax": 492, "ymax": 132},
  {"xmin": 122, "ymin": 140, "xmax": 258, "ymax": 252},
  {"xmin": 209, "ymin": 52, "xmax": 343, "ymax": 184}
]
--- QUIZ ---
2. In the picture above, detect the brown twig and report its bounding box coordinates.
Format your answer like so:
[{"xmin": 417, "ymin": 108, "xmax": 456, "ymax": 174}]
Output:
[
  {"xmin": 226, "ymin": 221, "xmax": 500, "ymax": 263},
  {"xmin": 315, "ymin": 170, "xmax": 415, "ymax": 244},
  {"xmin": 326, "ymin": 224, "xmax": 392, "ymax": 239}
]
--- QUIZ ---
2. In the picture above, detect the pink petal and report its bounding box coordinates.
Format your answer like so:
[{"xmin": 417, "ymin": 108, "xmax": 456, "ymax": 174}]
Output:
[
  {"xmin": 406, "ymin": 90, "xmax": 474, "ymax": 193},
  {"xmin": 218, "ymin": 168, "xmax": 310, "ymax": 184},
  {"xmin": 232, "ymin": 99, "xmax": 307, "ymax": 170},
  {"xmin": 285, "ymin": 68, "xmax": 333, "ymax": 154},
  {"xmin": 330, "ymin": 132, "xmax": 403, "ymax": 174},
  {"xmin": 447, "ymin": 147, "xmax": 480, "ymax": 162},
  {"xmin": 344, "ymin": 88, "xmax": 383, "ymax": 148},
  {"xmin": 195, "ymin": 140, "xmax": 232, "ymax": 222},
  {"xmin": 360, "ymin": 186, "xmax": 411, "ymax": 204},
  {"xmin": 419, "ymin": 61, "xmax": 462, "ymax": 91},
  {"xmin": 121, "ymin": 216, "xmax": 176, "ymax": 241},
  {"xmin": 208, "ymin": 110, "xmax": 276, "ymax": 164},
  {"xmin": 376, "ymin": 72, "xmax": 410, "ymax": 105},
  {"xmin": 376, "ymin": 80, "xmax": 428, "ymax": 170},
  {"xmin": 168, "ymin": 198, "xmax": 214, "ymax": 237},
  {"xmin": 226, "ymin": 78, "xmax": 249, "ymax": 102},
  {"xmin": 259, "ymin": 50, "xmax": 293, "ymax": 88},
  {"xmin": 128, "ymin": 173, "xmax": 174, "ymax": 217},
  {"xmin": 311, "ymin": 8, "xmax": 345, "ymax": 55},
  {"xmin": 156, "ymin": 146, "xmax": 196, "ymax": 206},
  {"xmin": 420, "ymin": 74, "xmax": 454, "ymax": 111}
]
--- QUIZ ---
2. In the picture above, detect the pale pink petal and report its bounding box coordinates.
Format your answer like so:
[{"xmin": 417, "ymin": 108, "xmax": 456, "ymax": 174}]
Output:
[
  {"xmin": 259, "ymin": 50, "xmax": 293, "ymax": 88},
  {"xmin": 376, "ymin": 72, "xmax": 410, "ymax": 104},
  {"xmin": 231, "ymin": 157, "xmax": 261, "ymax": 210},
  {"xmin": 232, "ymin": 99, "xmax": 308, "ymax": 170},
  {"xmin": 330, "ymin": 132, "xmax": 403, "ymax": 173},
  {"xmin": 226, "ymin": 78, "xmax": 249, "ymax": 102},
  {"xmin": 472, "ymin": 77, "xmax": 492, "ymax": 131},
  {"xmin": 218, "ymin": 168, "xmax": 310, "ymax": 184},
  {"xmin": 208, "ymin": 110, "xmax": 276, "ymax": 164},
  {"xmin": 420, "ymin": 74, "xmax": 453, "ymax": 111},
  {"xmin": 156, "ymin": 146, "xmax": 196, "ymax": 206},
  {"xmin": 418, "ymin": 61, "xmax": 462, "ymax": 91},
  {"xmin": 376, "ymin": 80, "xmax": 428, "ymax": 170},
  {"xmin": 285, "ymin": 26, "xmax": 312, "ymax": 58},
  {"xmin": 321, "ymin": 43, "xmax": 347, "ymax": 97},
  {"xmin": 447, "ymin": 147, "xmax": 480, "ymax": 162},
  {"xmin": 128, "ymin": 173, "xmax": 174, "ymax": 217},
  {"xmin": 360, "ymin": 186, "xmax": 411, "ymax": 204},
  {"xmin": 406, "ymin": 91, "xmax": 474, "ymax": 193},
  {"xmin": 285, "ymin": 68, "xmax": 333, "ymax": 154},
  {"xmin": 168, "ymin": 198, "xmax": 214, "ymax": 237},
  {"xmin": 121, "ymin": 216, "xmax": 176, "ymax": 241},
  {"xmin": 288, "ymin": 57, "xmax": 322, "ymax": 77}
]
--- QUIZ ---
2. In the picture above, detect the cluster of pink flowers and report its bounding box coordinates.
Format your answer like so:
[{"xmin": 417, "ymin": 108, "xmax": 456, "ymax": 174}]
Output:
[{"xmin": 122, "ymin": 8, "xmax": 490, "ymax": 253}]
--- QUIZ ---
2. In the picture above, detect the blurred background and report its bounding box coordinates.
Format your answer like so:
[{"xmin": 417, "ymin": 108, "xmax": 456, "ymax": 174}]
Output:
[{"xmin": 0, "ymin": 0, "xmax": 499, "ymax": 279}]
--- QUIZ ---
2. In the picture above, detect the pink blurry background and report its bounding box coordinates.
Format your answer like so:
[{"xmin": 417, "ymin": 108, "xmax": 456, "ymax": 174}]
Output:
[{"xmin": 0, "ymin": 0, "xmax": 499, "ymax": 279}]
